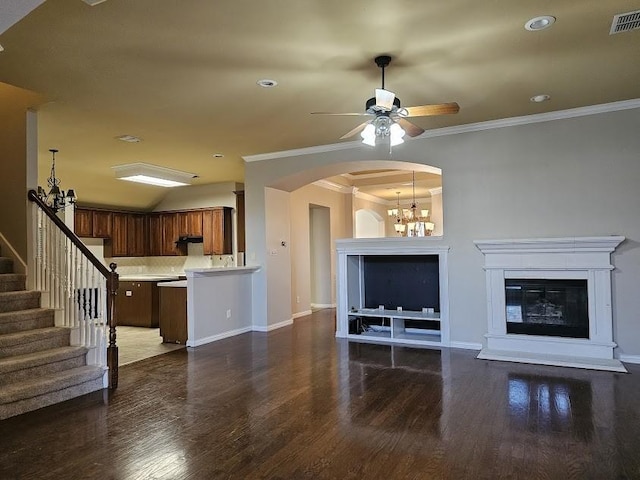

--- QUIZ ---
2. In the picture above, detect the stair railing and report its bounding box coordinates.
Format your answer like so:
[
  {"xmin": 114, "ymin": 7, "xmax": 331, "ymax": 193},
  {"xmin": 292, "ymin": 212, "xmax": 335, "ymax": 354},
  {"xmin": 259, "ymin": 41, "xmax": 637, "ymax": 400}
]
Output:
[{"xmin": 28, "ymin": 190, "xmax": 119, "ymax": 389}]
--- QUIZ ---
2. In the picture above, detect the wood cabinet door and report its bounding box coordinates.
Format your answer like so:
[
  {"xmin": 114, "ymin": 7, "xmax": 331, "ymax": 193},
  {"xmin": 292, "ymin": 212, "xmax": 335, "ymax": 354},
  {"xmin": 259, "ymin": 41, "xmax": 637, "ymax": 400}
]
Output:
[
  {"xmin": 110, "ymin": 213, "xmax": 129, "ymax": 257},
  {"xmin": 203, "ymin": 208, "xmax": 233, "ymax": 255},
  {"xmin": 235, "ymin": 191, "xmax": 245, "ymax": 254},
  {"xmin": 127, "ymin": 214, "xmax": 147, "ymax": 257},
  {"xmin": 148, "ymin": 214, "xmax": 162, "ymax": 256},
  {"xmin": 176, "ymin": 210, "xmax": 203, "ymax": 236},
  {"xmin": 115, "ymin": 281, "xmax": 158, "ymax": 327},
  {"xmin": 92, "ymin": 211, "xmax": 112, "ymax": 238},
  {"xmin": 161, "ymin": 213, "xmax": 182, "ymax": 255},
  {"xmin": 74, "ymin": 208, "xmax": 93, "ymax": 237}
]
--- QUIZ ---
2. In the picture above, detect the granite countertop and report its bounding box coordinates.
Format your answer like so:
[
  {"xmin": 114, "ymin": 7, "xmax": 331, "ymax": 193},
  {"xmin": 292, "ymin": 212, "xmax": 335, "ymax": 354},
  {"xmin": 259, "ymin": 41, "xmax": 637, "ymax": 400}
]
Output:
[
  {"xmin": 118, "ymin": 274, "xmax": 182, "ymax": 282},
  {"xmin": 157, "ymin": 280, "xmax": 187, "ymax": 288}
]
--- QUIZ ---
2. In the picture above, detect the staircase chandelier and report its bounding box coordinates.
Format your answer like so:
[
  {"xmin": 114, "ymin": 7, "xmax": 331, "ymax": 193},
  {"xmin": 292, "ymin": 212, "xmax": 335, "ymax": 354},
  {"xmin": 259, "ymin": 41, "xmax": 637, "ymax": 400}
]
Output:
[
  {"xmin": 37, "ymin": 149, "xmax": 77, "ymax": 213},
  {"xmin": 388, "ymin": 172, "xmax": 435, "ymax": 237}
]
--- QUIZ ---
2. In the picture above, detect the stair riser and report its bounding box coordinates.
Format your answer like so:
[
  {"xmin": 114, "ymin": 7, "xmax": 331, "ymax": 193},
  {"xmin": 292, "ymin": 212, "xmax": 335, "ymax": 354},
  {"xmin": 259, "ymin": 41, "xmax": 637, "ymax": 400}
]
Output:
[
  {"xmin": 0, "ymin": 259, "xmax": 13, "ymax": 274},
  {"xmin": 0, "ymin": 277, "xmax": 26, "ymax": 293},
  {"xmin": 0, "ymin": 332, "xmax": 70, "ymax": 359},
  {"xmin": 0, "ymin": 312, "xmax": 55, "ymax": 335},
  {"xmin": 0, "ymin": 354, "xmax": 87, "ymax": 386},
  {"xmin": 0, "ymin": 376, "xmax": 104, "ymax": 421},
  {"xmin": 0, "ymin": 294, "xmax": 41, "ymax": 313}
]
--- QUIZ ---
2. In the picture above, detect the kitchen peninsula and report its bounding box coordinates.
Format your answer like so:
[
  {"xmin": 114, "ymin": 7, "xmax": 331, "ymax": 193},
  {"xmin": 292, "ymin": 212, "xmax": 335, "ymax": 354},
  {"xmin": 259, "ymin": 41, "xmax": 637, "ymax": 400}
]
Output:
[{"xmin": 184, "ymin": 266, "xmax": 261, "ymax": 347}]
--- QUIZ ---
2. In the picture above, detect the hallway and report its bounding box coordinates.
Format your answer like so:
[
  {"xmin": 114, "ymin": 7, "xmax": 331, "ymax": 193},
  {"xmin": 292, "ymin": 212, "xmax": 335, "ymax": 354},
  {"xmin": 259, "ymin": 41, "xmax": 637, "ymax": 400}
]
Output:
[{"xmin": 1, "ymin": 309, "xmax": 639, "ymax": 479}]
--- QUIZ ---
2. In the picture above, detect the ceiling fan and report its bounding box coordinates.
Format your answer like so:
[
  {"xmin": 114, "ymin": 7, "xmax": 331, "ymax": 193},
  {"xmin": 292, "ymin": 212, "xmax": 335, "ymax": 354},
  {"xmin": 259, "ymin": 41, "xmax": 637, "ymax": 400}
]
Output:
[{"xmin": 312, "ymin": 55, "xmax": 459, "ymax": 145}]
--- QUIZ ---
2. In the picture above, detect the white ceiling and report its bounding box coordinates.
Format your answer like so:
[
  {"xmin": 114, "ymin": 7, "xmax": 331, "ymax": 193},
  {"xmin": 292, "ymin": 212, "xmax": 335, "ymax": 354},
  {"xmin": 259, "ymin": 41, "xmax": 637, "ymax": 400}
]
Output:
[{"xmin": 1, "ymin": 0, "xmax": 638, "ymax": 208}]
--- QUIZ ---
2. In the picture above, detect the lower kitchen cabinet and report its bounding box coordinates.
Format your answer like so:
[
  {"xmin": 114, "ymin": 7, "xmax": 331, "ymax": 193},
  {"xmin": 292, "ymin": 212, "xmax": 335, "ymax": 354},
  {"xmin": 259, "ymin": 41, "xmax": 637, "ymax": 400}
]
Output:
[
  {"xmin": 158, "ymin": 284, "xmax": 187, "ymax": 344},
  {"xmin": 115, "ymin": 281, "xmax": 159, "ymax": 327}
]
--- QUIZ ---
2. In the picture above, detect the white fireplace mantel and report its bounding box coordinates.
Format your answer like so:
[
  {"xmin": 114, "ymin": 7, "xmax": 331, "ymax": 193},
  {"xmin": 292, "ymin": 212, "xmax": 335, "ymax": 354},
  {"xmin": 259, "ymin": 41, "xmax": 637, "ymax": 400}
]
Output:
[{"xmin": 474, "ymin": 236, "xmax": 626, "ymax": 372}]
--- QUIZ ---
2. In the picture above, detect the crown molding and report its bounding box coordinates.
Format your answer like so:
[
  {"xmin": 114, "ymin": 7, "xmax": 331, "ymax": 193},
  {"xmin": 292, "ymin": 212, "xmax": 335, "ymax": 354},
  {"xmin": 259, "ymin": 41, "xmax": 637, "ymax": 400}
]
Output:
[
  {"xmin": 242, "ymin": 98, "xmax": 640, "ymax": 163},
  {"xmin": 354, "ymin": 190, "xmax": 387, "ymax": 205},
  {"xmin": 429, "ymin": 187, "xmax": 443, "ymax": 195}
]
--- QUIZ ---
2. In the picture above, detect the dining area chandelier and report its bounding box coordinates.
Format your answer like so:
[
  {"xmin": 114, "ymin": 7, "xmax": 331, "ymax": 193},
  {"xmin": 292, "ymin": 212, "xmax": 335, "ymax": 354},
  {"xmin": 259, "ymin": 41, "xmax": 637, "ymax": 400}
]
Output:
[{"xmin": 388, "ymin": 172, "xmax": 434, "ymax": 237}]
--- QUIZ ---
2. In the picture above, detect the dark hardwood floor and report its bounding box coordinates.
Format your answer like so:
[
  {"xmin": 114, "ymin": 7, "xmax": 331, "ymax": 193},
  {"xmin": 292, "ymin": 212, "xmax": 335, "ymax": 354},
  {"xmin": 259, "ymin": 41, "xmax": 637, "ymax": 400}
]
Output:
[{"xmin": 1, "ymin": 308, "xmax": 639, "ymax": 479}]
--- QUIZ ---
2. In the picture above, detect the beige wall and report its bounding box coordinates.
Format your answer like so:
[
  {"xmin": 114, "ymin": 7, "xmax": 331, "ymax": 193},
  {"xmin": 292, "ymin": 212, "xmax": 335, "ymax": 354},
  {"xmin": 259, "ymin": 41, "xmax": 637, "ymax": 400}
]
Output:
[
  {"xmin": 353, "ymin": 194, "xmax": 389, "ymax": 236},
  {"xmin": 245, "ymin": 107, "xmax": 640, "ymax": 357},
  {"xmin": 289, "ymin": 184, "xmax": 349, "ymax": 315},
  {"xmin": 0, "ymin": 82, "xmax": 42, "ymax": 261}
]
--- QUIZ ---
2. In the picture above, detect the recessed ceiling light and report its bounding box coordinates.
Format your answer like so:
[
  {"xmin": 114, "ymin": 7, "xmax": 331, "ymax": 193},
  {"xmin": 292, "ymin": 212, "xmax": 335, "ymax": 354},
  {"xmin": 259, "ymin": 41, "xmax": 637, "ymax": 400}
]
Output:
[
  {"xmin": 112, "ymin": 163, "xmax": 197, "ymax": 188},
  {"xmin": 117, "ymin": 135, "xmax": 142, "ymax": 143},
  {"xmin": 0, "ymin": 44, "xmax": 4, "ymax": 53},
  {"xmin": 82, "ymin": 0, "xmax": 109, "ymax": 5},
  {"xmin": 530, "ymin": 94, "xmax": 551, "ymax": 103},
  {"xmin": 212, "ymin": 153, "xmax": 224, "ymax": 158},
  {"xmin": 525, "ymin": 16, "xmax": 556, "ymax": 31},
  {"xmin": 257, "ymin": 79, "xmax": 278, "ymax": 88}
]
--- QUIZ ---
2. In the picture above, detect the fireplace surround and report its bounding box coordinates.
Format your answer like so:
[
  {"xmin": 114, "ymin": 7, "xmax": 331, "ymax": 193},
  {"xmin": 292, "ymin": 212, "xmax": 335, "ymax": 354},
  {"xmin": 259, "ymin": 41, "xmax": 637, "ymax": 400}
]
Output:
[{"xmin": 474, "ymin": 236, "xmax": 626, "ymax": 372}]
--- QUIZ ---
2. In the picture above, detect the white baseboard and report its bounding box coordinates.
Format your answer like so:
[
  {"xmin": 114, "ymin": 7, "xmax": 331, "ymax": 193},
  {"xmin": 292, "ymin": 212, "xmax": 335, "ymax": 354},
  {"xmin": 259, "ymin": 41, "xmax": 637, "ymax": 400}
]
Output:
[
  {"xmin": 450, "ymin": 341, "xmax": 483, "ymax": 351},
  {"xmin": 292, "ymin": 310, "xmax": 312, "ymax": 319},
  {"xmin": 618, "ymin": 354, "xmax": 640, "ymax": 365},
  {"xmin": 252, "ymin": 318, "xmax": 294, "ymax": 332},
  {"xmin": 311, "ymin": 303, "xmax": 335, "ymax": 309},
  {"xmin": 186, "ymin": 326, "xmax": 253, "ymax": 347}
]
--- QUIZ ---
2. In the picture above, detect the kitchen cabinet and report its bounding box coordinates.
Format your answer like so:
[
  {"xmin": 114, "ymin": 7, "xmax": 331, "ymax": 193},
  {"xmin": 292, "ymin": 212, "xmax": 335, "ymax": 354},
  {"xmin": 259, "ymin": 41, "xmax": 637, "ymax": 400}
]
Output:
[
  {"xmin": 127, "ymin": 213, "xmax": 147, "ymax": 256},
  {"xmin": 74, "ymin": 208, "xmax": 111, "ymax": 238},
  {"xmin": 203, "ymin": 207, "xmax": 233, "ymax": 255},
  {"xmin": 235, "ymin": 191, "xmax": 245, "ymax": 254},
  {"xmin": 109, "ymin": 212, "xmax": 129, "ymax": 257},
  {"xmin": 115, "ymin": 281, "xmax": 160, "ymax": 327},
  {"xmin": 177, "ymin": 210, "xmax": 203, "ymax": 237},
  {"xmin": 105, "ymin": 212, "xmax": 147, "ymax": 257},
  {"xmin": 147, "ymin": 214, "xmax": 162, "ymax": 256},
  {"xmin": 74, "ymin": 208, "xmax": 93, "ymax": 237},
  {"xmin": 158, "ymin": 283, "xmax": 187, "ymax": 344},
  {"xmin": 92, "ymin": 210, "xmax": 112, "ymax": 238},
  {"xmin": 161, "ymin": 213, "xmax": 184, "ymax": 256}
]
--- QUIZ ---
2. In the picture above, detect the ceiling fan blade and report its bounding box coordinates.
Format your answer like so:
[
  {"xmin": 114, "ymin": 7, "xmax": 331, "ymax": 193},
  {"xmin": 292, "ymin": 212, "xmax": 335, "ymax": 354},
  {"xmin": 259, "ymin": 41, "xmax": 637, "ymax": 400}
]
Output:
[
  {"xmin": 403, "ymin": 102, "xmax": 460, "ymax": 117},
  {"xmin": 310, "ymin": 112, "xmax": 370, "ymax": 116},
  {"xmin": 339, "ymin": 121, "xmax": 371, "ymax": 139},
  {"xmin": 375, "ymin": 88, "xmax": 396, "ymax": 111},
  {"xmin": 395, "ymin": 117, "xmax": 425, "ymax": 137}
]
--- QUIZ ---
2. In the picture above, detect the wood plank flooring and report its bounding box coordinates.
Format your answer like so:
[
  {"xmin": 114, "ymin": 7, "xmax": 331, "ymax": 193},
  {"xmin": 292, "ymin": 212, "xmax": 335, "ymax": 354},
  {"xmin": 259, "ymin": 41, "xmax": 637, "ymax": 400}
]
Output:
[{"xmin": 1, "ymin": 308, "xmax": 639, "ymax": 479}]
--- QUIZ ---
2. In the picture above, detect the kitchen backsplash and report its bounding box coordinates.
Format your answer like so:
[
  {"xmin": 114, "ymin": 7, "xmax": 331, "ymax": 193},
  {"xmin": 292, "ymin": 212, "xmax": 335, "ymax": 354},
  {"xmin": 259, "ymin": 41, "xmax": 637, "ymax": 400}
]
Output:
[{"xmin": 107, "ymin": 253, "xmax": 235, "ymax": 276}]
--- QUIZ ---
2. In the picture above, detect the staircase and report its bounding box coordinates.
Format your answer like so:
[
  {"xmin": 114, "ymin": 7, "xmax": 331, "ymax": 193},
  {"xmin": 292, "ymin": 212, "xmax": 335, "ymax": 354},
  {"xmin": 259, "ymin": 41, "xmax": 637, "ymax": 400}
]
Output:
[{"xmin": 0, "ymin": 252, "xmax": 105, "ymax": 421}]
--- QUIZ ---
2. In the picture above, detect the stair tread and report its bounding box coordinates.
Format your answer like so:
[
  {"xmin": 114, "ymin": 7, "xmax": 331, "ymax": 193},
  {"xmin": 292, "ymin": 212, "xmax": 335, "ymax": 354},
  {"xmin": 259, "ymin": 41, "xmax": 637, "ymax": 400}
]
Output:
[
  {"xmin": 0, "ymin": 327, "xmax": 68, "ymax": 346},
  {"xmin": 0, "ymin": 365, "xmax": 104, "ymax": 404},
  {"xmin": 0, "ymin": 308, "xmax": 54, "ymax": 321},
  {"xmin": 0, "ymin": 346, "xmax": 87, "ymax": 373},
  {"xmin": 0, "ymin": 290, "xmax": 39, "ymax": 299}
]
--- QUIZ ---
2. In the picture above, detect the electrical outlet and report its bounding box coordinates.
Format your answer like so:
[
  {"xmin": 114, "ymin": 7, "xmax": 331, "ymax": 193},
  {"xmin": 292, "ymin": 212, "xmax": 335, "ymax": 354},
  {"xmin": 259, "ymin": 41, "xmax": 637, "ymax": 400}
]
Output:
[
  {"xmin": 226, "ymin": 309, "xmax": 232, "ymax": 319},
  {"xmin": 296, "ymin": 296, "xmax": 300, "ymax": 303}
]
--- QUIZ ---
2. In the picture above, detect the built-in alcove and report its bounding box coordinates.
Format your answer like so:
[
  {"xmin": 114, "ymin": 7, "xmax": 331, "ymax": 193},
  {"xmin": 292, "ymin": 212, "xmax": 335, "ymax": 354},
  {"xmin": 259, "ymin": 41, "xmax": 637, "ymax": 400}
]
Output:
[{"xmin": 336, "ymin": 238, "xmax": 449, "ymax": 347}]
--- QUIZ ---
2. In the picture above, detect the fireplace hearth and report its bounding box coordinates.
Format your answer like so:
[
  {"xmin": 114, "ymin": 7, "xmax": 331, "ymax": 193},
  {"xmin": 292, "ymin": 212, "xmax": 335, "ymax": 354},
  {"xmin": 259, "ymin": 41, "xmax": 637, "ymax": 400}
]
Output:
[{"xmin": 474, "ymin": 236, "xmax": 626, "ymax": 372}]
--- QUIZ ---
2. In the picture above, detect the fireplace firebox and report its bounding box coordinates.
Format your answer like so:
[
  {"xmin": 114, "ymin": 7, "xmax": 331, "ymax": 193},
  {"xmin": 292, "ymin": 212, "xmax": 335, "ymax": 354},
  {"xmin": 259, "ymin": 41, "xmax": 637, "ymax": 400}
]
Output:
[{"xmin": 505, "ymin": 279, "xmax": 589, "ymax": 339}]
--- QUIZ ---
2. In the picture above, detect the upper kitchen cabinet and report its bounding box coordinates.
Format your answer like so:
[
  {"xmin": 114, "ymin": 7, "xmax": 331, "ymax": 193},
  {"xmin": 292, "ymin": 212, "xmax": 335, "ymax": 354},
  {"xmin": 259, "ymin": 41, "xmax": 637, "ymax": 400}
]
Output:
[
  {"xmin": 128, "ymin": 213, "xmax": 148, "ymax": 257},
  {"xmin": 177, "ymin": 210, "xmax": 203, "ymax": 237},
  {"xmin": 235, "ymin": 191, "xmax": 245, "ymax": 254},
  {"xmin": 74, "ymin": 208, "xmax": 111, "ymax": 238},
  {"xmin": 148, "ymin": 214, "xmax": 163, "ymax": 256},
  {"xmin": 105, "ymin": 212, "xmax": 148, "ymax": 257},
  {"xmin": 74, "ymin": 208, "xmax": 93, "ymax": 237},
  {"xmin": 203, "ymin": 208, "xmax": 233, "ymax": 255},
  {"xmin": 92, "ymin": 210, "xmax": 112, "ymax": 238},
  {"xmin": 161, "ymin": 213, "xmax": 185, "ymax": 256}
]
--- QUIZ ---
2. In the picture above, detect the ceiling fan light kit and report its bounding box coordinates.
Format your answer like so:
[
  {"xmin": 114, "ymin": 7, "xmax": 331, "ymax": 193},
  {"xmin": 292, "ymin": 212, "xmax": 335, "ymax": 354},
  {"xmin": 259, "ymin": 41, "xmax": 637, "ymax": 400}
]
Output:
[{"xmin": 312, "ymin": 55, "xmax": 459, "ymax": 148}]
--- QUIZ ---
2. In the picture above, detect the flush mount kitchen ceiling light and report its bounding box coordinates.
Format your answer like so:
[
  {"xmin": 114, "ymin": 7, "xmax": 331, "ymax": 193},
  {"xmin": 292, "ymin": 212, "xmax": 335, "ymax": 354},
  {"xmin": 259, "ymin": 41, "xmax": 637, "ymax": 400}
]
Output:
[{"xmin": 112, "ymin": 163, "xmax": 197, "ymax": 187}]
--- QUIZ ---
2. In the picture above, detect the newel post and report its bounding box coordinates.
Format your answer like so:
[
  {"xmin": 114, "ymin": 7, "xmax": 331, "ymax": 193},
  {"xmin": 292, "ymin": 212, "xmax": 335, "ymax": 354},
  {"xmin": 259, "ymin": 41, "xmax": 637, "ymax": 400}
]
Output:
[{"xmin": 107, "ymin": 262, "xmax": 119, "ymax": 389}]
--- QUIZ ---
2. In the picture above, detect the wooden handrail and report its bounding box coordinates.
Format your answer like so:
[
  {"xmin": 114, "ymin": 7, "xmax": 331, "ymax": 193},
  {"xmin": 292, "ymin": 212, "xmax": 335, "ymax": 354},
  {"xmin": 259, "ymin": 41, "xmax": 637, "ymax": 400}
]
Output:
[
  {"xmin": 28, "ymin": 190, "xmax": 111, "ymax": 277},
  {"xmin": 28, "ymin": 189, "xmax": 119, "ymax": 389}
]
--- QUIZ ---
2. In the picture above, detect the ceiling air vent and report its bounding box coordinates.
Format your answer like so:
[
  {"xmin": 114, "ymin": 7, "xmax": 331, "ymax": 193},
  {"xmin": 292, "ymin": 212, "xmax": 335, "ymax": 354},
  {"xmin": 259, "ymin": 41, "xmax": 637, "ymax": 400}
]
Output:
[{"xmin": 610, "ymin": 10, "xmax": 640, "ymax": 35}]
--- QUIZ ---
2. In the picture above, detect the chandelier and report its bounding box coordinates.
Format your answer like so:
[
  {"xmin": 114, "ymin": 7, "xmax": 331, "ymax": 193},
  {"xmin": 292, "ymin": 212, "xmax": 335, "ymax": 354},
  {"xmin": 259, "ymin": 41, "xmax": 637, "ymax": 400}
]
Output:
[
  {"xmin": 388, "ymin": 172, "xmax": 435, "ymax": 237},
  {"xmin": 37, "ymin": 149, "xmax": 77, "ymax": 213}
]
